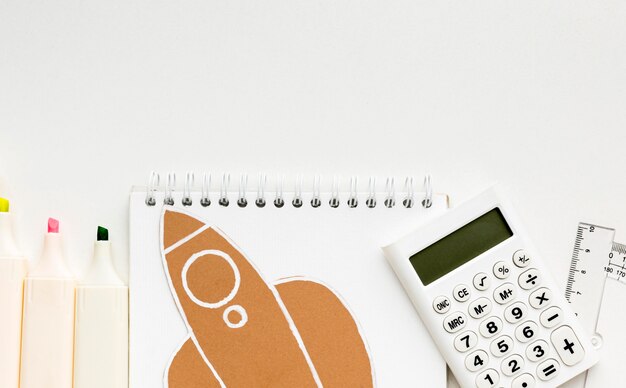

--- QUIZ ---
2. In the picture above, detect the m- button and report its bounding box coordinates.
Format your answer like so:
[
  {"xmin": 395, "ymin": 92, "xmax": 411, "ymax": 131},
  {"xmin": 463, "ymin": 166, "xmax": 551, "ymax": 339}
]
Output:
[
  {"xmin": 453, "ymin": 284, "xmax": 471, "ymax": 302},
  {"xmin": 444, "ymin": 311, "xmax": 467, "ymax": 333}
]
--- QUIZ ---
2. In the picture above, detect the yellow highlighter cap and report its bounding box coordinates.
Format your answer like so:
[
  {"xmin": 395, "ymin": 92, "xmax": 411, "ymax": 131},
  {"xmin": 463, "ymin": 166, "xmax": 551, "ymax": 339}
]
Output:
[{"xmin": 0, "ymin": 198, "xmax": 9, "ymax": 213}]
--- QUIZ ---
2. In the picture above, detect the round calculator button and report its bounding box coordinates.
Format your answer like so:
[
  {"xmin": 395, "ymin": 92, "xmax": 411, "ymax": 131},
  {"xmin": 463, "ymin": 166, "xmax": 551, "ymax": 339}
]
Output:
[
  {"xmin": 468, "ymin": 297, "xmax": 492, "ymax": 319},
  {"xmin": 490, "ymin": 335, "xmax": 514, "ymax": 358},
  {"xmin": 504, "ymin": 302, "xmax": 528, "ymax": 324},
  {"xmin": 433, "ymin": 295, "xmax": 451, "ymax": 314},
  {"xmin": 518, "ymin": 268, "xmax": 541, "ymax": 290},
  {"xmin": 493, "ymin": 283, "xmax": 516, "ymax": 305},
  {"xmin": 501, "ymin": 354, "xmax": 524, "ymax": 377},
  {"xmin": 537, "ymin": 358, "xmax": 560, "ymax": 381},
  {"xmin": 513, "ymin": 249, "xmax": 531, "ymax": 268},
  {"xmin": 475, "ymin": 368, "xmax": 499, "ymax": 388},
  {"xmin": 515, "ymin": 320, "xmax": 539, "ymax": 343},
  {"xmin": 493, "ymin": 261, "xmax": 511, "ymax": 279},
  {"xmin": 529, "ymin": 287, "xmax": 552, "ymax": 309},
  {"xmin": 453, "ymin": 284, "xmax": 471, "ymax": 303},
  {"xmin": 512, "ymin": 373, "xmax": 536, "ymax": 388},
  {"xmin": 473, "ymin": 272, "xmax": 490, "ymax": 291},
  {"xmin": 465, "ymin": 349, "xmax": 489, "ymax": 372},
  {"xmin": 454, "ymin": 331, "xmax": 478, "ymax": 353},
  {"xmin": 526, "ymin": 339, "xmax": 549, "ymax": 362},
  {"xmin": 540, "ymin": 306, "xmax": 563, "ymax": 328},
  {"xmin": 479, "ymin": 316, "xmax": 503, "ymax": 338},
  {"xmin": 443, "ymin": 311, "xmax": 467, "ymax": 333}
]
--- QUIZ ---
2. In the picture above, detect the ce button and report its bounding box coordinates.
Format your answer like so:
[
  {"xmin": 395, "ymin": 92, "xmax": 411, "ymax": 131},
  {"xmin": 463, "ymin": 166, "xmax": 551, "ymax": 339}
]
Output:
[{"xmin": 454, "ymin": 284, "xmax": 471, "ymax": 303}]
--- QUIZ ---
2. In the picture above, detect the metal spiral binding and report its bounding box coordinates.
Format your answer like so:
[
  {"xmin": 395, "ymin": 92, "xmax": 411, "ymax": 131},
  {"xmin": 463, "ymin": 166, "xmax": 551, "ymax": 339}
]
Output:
[
  {"xmin": 384, "ymin": 177, "xmax": 395, "ymax": 208},
  {"xmin": 237, "ymin": 174, "xmax": 248, "ymax": 208},
  {"xmin": 164, "ymin": 173, "xmax": 176, "ymax": 205},
  {"xmin": 145, "ymin": 172, "xmax": 434, "ymax": 209},
  {"xmin": 255, "ymin": 174, "xmax": 267, "ymax": 208},
  {"xmin": 219, "ymin": 173, "xmax": 230, "ymax": 207},
  {"xmin": 145, "ymin": 171, "xmax": 160, "ymax": 206},
  {"xmin": 200, "ymin": 173, "xmax": 211, "ymax": 207},
  {"xmin": 182, "ymin": 172, "xmax": 194, "ymax": 206}
]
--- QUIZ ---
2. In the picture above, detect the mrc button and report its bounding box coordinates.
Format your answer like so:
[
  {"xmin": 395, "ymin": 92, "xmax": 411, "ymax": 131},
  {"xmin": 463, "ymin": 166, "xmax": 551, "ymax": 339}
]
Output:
[
  {"xmin": 444, "ymin": 311, "xmax": 467, "ymax": 333},
  {"xmin": 433, "ymin": 295, "xmax": 451, "ymax": 314}
]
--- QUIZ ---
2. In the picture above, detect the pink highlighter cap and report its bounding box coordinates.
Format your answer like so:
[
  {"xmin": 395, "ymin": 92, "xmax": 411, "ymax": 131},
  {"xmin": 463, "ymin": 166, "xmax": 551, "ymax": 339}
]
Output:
[{"xmin": 48, "ymin": 218, "xmax": 60, "ymax": 234}]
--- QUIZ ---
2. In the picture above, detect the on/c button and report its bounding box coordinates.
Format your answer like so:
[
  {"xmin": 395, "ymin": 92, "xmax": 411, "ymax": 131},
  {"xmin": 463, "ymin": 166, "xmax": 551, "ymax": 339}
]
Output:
[{"xmin": 433, "ymin": 295, "xmax": 451, "ymax": 314}]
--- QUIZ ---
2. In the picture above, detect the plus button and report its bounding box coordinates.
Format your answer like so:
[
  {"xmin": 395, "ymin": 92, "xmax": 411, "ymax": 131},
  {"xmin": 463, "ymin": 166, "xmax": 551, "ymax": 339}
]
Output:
[{"xmin": 563, "ymin": 339, "xmax": 575, "ymax": 354}]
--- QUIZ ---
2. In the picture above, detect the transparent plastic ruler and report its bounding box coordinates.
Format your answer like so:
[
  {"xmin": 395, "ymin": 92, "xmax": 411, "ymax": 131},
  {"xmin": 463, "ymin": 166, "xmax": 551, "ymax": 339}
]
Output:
[{"xmin": 564, "ymin": 223, "xmax": 625, "ymax": 388}]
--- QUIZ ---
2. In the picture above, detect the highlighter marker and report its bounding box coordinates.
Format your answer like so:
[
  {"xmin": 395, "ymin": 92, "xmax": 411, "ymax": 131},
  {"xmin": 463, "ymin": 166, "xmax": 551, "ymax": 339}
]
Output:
[
  {"xmin": 74, "ymin": 226, "xmax": 128, "ymax": 388},
  {"xmin": 20, "ymin": 218, "xmax": 76, "ymax": 388},
  {"xmin": 0, "ymin": 198, "xmax": 28, "ymax": 388}
]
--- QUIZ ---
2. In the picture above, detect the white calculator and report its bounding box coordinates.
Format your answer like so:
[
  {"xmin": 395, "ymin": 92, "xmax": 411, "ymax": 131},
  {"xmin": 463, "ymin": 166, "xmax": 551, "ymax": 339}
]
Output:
[{"xmin": 383, "ymin": 187, "xmax": 599, "ymax": 388}]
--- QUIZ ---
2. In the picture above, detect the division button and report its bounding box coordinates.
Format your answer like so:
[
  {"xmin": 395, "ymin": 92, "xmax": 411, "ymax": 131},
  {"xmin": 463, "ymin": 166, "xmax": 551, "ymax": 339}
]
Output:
[
  {"xmin": 537, "ymin": 358, "xmax": 560, "ymax": 381},
  {"xmin": 453, "ymin": 284, "xmax": 471, "ymax": 302},
  {"xmin": 513, "ymin": 249, "xmax": 531, "ymax": 268},
  {"xmin": 493, "ymin": 261, "xmax": 511, "ymax": 279},
  {"xmin": 540, "ymin": 306, "xmax": 563, "ymax": 328},
  {"xmin": 468, "ymin": 297, "xmax": 492, "ymax": 319},
  {"xmin": 529, "ymin": 288, "xmax": 552, "ymax": 309},
  {"xmin": 454, "ymin": 331, "xmax": 478, "ymax": 353},
  {"xmin": 518, "ymin": 268, "xmax": 541, "ymax": 290},
  {"xmin": 551, "ymin": 325, "xmax": 585, "ymax": 366},
  {"xmin": 433, "ymin": 295, "xmax": 451, "ymax": 314},
  {"xmin": 443, "ymin": 311, "xmax": 467, "ymax": 333},
  {"xmin": 473, "ymin": 272, "xmax": 490, "ymax": 291},
  {"xmin": 511, "ymin": 373, "xmax": 535, "ymax": 388},
  {"xmin": 493, "ymin": 283, "xmax": 516, "ymax": 305}
]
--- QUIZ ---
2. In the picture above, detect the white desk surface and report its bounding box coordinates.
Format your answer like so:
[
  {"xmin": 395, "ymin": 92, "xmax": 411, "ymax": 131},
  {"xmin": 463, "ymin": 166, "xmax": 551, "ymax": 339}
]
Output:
[{"xmin": 1, "ymin": 1, "xmax": 625, "ymax": 387}]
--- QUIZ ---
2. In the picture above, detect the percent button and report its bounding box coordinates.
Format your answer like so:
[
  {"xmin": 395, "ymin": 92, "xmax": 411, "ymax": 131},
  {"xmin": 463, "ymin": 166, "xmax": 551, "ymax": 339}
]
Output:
[{"xmin": 493, "ymin": 261, "xmax": 511, "ymax": 280}]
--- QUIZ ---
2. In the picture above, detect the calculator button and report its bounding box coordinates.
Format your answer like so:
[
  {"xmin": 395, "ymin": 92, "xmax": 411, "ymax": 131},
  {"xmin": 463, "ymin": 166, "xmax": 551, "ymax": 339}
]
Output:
[
  {"xmin": 479, "ymin": 316, "xmax": 503, "ymax": 338},
  {"xmin": 526, "ymin": 340, "xmax": 549, "ymax": 362},
  {"xmin": 490, "ymin": 335, "xmax": 513, "ymax": 358},
  {"xmin": 454, "ymin": 331, "xmax": 478, "ymax": 353},
  {"xmin": 504, "ymin": 302, "xmax": 528, "ymax": 324},
  {"xmin": 433, "ymin": 295, "xmax": 451, "ymax": 314},
  {"xmin": 454, "ymin": 284, "xmax": 471, "ymax": 302},
  {"xmin": 468, "ymin": 298, "xmax": 492, "ymax": 319},
  {"xmin": 540, "ymin": 306, "xmax": 563, "ymax": 328},
  {"xmin": 465, "ymin": 350, "xmax": 489, "ymax": 372},
  {"xmin": 501, "ymin": 354, "xmax": 524, "ymax": 377},
  {"xmin": 493, "ymin": 261, "xmax": 511, "ymax": 279},
  {"xmin": 511, "ymin": 373, "xmax": 535, "ymax": 388},
  {"xmin": 537, "ymin": 358, "xmax": 560, "ymax": 381},
  {"xmin": 473, "ymin": 272, "xmax": 490, "ymax": 291},
  {"xmin": 529, "ymin": 288, "xmax": 552, "ymax": 309},
  {"xmin": 475, "ymin": 368, "xmax": 499, "ymax": 388},
  {"xmin": 515, "ymin": 321, "xmax": 539, "ymax": 343},
  {"xmin": 493, "ymin": 283, "xmax": 516, "ymax": 305},
  {"xmin": 551, "ymin": 325, "xmax": 585, "ymax": 366},
  {"xmin": 518, "ymin": 268, "xmax": 541, "ymax": 290},
  {"xmin": 513, "ymin": 249, "xmax": 531, "ymax": 268},
  {"xmin": 443, "ymin": 311, "xmax": 467, "ymax": 333}
]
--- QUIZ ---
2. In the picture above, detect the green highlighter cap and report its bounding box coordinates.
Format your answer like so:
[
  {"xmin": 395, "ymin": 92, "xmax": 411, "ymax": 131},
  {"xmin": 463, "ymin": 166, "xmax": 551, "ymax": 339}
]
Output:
[
  {"xmin": 97, "ymin": 226, "xmax": 109, "ymax": 241},
  {"xmin": 0, "ymin": 198, "xmax": 9, "ymax": 212}
]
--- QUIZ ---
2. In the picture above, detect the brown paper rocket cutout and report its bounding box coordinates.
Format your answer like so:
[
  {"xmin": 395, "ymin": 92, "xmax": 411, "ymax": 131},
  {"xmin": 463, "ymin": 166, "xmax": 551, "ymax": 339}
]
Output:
[{"xmin": 160, "ymin": 207, "xmax": 374, "ymax": 388}]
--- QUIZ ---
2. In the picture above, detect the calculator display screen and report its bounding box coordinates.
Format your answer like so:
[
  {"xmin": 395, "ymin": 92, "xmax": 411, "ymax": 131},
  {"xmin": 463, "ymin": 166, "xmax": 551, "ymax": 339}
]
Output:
[{"xmin": 410, "ymin": 208, "xmax": 513, "ymax": 285}]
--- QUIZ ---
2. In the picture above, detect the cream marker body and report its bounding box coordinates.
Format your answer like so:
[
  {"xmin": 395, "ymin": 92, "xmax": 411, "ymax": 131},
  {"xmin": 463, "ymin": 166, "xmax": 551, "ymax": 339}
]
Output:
[
  {"xmin": 0, "ymin": 198, "xmax": 28, "ymax": 388},
  {"xmin": 74, "ymin": 226, "xmax": 128, "ymax": 388},
  {"xmin": 20, "ymin": 218, "xmax": 76, "ymax": 388}
]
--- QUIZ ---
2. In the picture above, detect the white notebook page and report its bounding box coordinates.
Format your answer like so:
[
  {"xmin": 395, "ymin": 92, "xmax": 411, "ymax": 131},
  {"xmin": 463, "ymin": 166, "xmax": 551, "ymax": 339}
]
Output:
[{"xmin": 130, "ymin": 189, "xmax": 448, "ymax": 388}]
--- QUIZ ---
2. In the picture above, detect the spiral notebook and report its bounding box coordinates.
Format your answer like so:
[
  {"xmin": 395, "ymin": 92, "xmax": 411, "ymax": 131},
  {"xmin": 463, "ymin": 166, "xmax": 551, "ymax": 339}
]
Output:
[{"xmin": 130, "ymin": 173, "xmax": 449, "ymax": 388}]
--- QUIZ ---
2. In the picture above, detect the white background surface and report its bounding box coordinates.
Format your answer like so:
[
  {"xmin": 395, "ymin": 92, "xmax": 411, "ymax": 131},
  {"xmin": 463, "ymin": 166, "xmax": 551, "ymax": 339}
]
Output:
[{"xmin": 0, "ymin": 1, "xmax": 625, "ymax": 386}]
